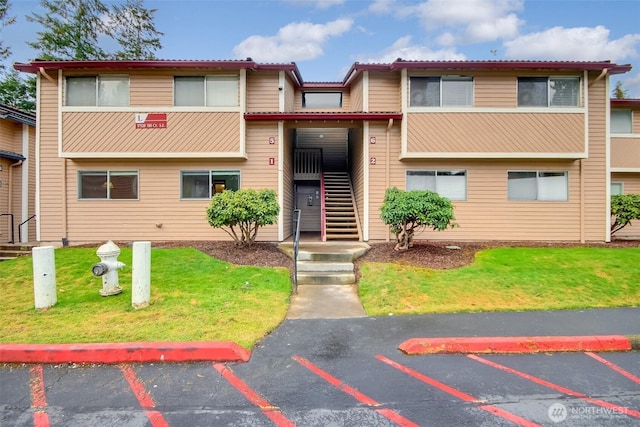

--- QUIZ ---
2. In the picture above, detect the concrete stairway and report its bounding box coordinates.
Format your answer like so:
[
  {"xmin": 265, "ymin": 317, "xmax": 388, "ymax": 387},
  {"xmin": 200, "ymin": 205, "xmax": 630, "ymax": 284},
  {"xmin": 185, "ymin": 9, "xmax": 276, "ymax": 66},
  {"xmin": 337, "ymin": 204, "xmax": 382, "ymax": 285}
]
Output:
[
  {"xmin": 323, "ymin": 172, "xmax": 360, "ymax": 241},
  {"xmin": 0, "ymin": 244, "xmax": 35, "ymax": 262},
  {"xmin": 280, "ymin": 242, "xmax": 370, "ymax": 319}
]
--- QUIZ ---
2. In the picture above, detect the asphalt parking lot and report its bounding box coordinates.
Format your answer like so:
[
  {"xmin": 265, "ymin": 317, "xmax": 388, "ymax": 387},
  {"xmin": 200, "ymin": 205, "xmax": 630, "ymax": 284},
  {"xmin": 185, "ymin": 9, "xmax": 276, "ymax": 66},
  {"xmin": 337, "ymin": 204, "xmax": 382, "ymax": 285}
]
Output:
[{"xmin": 2, "ymin": 309, "xmax": 639, "ymax": 426}]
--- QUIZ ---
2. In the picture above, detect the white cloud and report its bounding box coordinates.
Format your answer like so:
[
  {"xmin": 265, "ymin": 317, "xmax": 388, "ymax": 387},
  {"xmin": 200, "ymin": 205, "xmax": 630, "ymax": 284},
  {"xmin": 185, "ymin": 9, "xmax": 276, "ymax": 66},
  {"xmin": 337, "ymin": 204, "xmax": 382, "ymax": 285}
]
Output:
[
  {"xmin": 503, "ymin": 26, "xmax": 640, "ymax": 62},
  {"xmin": 368, "ymin": 0, "xmax": 397, "ymax": 14},
  {"xmin": 233, "ymin": 18, "xmax": 353, "ymax": 62},
  {"xmin": 357, "ymin": 36, "xmax": 467, "ymax": 63},
  {"xmin": 415, "ymin": 0, "xmax": 524, "ymax": 44},
  {"xmin": 616, "ymin": 73, "xmax": 640, "ymax": 98},
  {"xmin": 283, "ymin": 0, "xmax": 345, "ymax": 9}
]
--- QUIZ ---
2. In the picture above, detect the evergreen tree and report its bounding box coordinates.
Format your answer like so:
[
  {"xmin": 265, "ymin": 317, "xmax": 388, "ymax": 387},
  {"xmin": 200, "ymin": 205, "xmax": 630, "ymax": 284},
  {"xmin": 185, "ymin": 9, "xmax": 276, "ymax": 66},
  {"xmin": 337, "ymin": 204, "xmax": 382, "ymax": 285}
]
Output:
[
  {"xmin": 0, "ymin": 69, "xmax": 36, "ymax": 111},
  {"xmin": 110, "ymin": 0, "xmax": 163, "ymax": 60},
  {"xmin": 612, "ymin": 81, "xmax": 628, "ymax": 99},
  {"xmin": 0, "ymin": 0, "xmax": 16, "ymax": 68},
  {"xmin": 26, "ymin": 0, "xmax": 109, "ymax": 60}
]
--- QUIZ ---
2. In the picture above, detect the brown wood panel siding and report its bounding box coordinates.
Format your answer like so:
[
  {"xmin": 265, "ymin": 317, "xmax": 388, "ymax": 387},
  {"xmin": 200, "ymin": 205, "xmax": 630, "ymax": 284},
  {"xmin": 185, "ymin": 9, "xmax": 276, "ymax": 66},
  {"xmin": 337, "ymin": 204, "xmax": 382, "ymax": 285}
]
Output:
[
  {"xmin": 247, "ymin": 71, "xmax": 279, "ymax": 112},
  {"xmin": 62, "ymin": 112, "xmax": 241, "ymax": 154},
  {"xmin": 611, "ymin": 137, "xmax": 640, "ymax": 169},
  {"xmin": 130, "ymin": 74, "xmax": 173, "ymax": 106},
  {"xmin": 369, "ymin": 71, "xmax": 400, "ymax": 112},
  {"xmin": 39, "ymin": 77, "xmax": 65, "ymax": 243},
  {"xmin": 474, "ymin": 75, "xmax": 517, "ymax": 107},
  {"xmin": 582, "ymin": 76, "xmax": 608, "ymax": 241},
  {"xmin": 611, "ymin": 172, "xmax": 640, "ymax": 239},
  {"xmin": 406, "ymin": 112, "xmax": 585, "ymax": 154},
  {"xmin": 367, "ymin": 157, "xmax": 583, "ymax": 242}
]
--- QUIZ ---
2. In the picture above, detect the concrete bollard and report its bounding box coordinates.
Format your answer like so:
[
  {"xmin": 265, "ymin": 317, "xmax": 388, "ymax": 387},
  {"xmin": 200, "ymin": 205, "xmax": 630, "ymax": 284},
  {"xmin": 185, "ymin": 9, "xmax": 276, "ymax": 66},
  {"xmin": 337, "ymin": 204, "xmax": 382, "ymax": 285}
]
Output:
[
  {"xmin": 32, "ymin": 246, "xmax": 56, "ymax": 309},
  {"xmin": 132, "ymin": 241, "xmax": 151, "ymax": 309}
]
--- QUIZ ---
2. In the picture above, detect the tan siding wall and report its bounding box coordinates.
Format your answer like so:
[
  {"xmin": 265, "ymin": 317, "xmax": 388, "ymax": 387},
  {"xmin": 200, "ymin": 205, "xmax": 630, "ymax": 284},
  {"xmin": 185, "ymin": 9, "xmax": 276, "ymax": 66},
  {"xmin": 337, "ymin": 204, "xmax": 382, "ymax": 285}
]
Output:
[
  {"xmin": 474, "ymin": 75, "xmax": 517, "ymax": 107},
  {"xmin": 282, "ymin": 128, "xmax": 295, "ymax": 238},
  {"xmin": 0, "ymin": 121, "xmax": 19, "ymax": 242},
  {"xmin": 247, "ymin": 71, "xmax": 279, "ymax": 112},
  {"xmin": 39, "ymin": 76, "xmax": 66, "ymax": 243},
  {"xmin": 611, "ymin": 172, "xmax": 640, "ymax": 239},
  {"xmin": 369, "ymin": 71, "xmax": 400, "ymax": 112},
  {"xmin": 350, "ymin": 75, "xmax": 363, "ymax": 111},
  {"xmin": 407, "ymin": 113, "xmax": 585, "ymax": 154},
  {"xmin": 62, "ymin": 112, "xmax": 241, "ymax": 154},
  {"xmin": 634, "ymin": 109, "xmax": 640, "ymax": 133},
  {"xmin": 582, "ymin": 75, "xmax": 608, "ymax": 241},
  {"xmin": 367, "ymin": 157, "xmax": 583, "ymax": 242},
  {"xmin": 284, "ymin": 75, "xmax": 296, "ymax": 112},
  {"xmin": 349, "ymin": 127, "xmax": 365, "ymax": 237},
  {"xmin": 130, "ymin": 74, "xmax": 173, "ymax": 106},
  {"xmin": 27, "ymin": 126, "xmax": 37, "ymax": 242},
  {"xmin": 611, "ymin": 137, "xmax": 640, "ymax": 169}
]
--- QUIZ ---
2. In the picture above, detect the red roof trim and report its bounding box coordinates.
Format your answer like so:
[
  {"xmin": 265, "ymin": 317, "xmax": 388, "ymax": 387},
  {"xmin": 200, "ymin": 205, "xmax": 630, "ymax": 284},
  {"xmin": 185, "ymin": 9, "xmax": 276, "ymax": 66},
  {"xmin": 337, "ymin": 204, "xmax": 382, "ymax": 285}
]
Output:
[
  {"xmin": 14, "ymin": 59, "xmax": 260, "ymax": 73},
  {"xmin": 611, "ymin": 99, "xmax": 640, "ymax": 108},
  {"xmin": 244, "ymin": 112, "xmax": 403, "ymax": 121},
  {"xmin": 389, "ymin": 59, "xmax": 632, "ymax": 74}
]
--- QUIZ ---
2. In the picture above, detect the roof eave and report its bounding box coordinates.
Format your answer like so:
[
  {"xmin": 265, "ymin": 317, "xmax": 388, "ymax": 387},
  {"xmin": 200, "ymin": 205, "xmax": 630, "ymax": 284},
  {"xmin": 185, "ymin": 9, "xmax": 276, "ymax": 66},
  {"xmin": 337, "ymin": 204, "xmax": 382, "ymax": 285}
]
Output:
[{"xmin": 244, "ymin": 112, "xmax": 403, "ymax": 121}]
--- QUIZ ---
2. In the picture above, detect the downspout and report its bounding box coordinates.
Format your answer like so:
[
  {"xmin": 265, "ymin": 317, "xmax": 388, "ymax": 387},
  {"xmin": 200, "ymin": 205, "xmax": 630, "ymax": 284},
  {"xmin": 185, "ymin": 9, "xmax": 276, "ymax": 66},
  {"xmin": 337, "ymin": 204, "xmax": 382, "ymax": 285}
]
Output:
[
  {"xmin": 385, "ymin": 118, "xmax": 393, "ymax": 242},
  {"xmin": 580, "ymin": 159, "xmax": 585, "ymax": 243},
  {"xmin": 8, "ymin": 160, "xmax": 23, "ymax": 242}
]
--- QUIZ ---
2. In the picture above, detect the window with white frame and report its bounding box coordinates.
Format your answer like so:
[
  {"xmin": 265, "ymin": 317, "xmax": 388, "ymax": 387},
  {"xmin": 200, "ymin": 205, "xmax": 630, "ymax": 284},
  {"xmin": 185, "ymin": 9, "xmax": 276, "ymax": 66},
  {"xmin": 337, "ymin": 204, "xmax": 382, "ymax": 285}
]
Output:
[
  {"xmin": 611, "ymin": 110, "xmax": 632, "ymax": 133},
  {"xmin": 406, "ymin": 170, "xmax": 467, "ymax": 200},
  {"xmin": 174, "ymin": 75, "xmax": 239, "ymax": 107},
  {"xmin": 410, "ymin": 76, "xmax": 473, "ymax": 107},
  {"xmin": 507, "ymin": 171, "xmax": 568, "ymax": 201},
  {"xmin": 611, "ymin": 182, "xmax": 624, "ymax": 196},
  {"xmin": 517, "ymin": 77, "xmax": 580, "ymax": 107},
  {"xmin": 181, "ymin": 170, "xmax": 240, "ymax": 199},
  {"xmin": 66, "ymin": 75, "xmax": 129, "ymax": 106},
  {"xmin": 78, "ymin": 171, "xmax": 138, "ymax": 200},
  {"xmin": 303, "ymin": 92, "xmax": 342, "ymax": 108}
]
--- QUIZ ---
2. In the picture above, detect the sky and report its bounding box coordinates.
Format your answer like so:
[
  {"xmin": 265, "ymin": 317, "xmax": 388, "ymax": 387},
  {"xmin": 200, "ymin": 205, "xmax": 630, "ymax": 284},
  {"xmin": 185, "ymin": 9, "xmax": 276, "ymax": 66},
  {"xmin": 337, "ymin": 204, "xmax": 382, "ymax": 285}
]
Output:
[{"xmin": 2, "ymin": 0, "xmax": 640, "ymax": 96}]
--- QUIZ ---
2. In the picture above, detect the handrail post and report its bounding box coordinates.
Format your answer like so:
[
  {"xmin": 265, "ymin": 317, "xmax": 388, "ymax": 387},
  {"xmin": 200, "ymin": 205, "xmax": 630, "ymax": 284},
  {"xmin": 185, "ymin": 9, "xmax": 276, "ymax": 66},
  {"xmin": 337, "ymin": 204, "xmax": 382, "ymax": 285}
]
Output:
[
  {"xmin": 18, "ymin": 214, "xmax": 37, "ymax": 243},
  {"xmin": 292, "ymin": 209, "xmax": 301, "ymax": 294}
]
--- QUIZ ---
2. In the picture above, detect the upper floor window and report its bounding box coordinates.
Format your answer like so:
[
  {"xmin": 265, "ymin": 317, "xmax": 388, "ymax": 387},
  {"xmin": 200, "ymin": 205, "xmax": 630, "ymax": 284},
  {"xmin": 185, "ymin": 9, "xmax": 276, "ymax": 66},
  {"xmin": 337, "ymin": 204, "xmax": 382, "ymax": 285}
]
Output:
[
  {"xmin": 78, "ymin": 171, "xmax": 138, "ymax": 200},
  {"xmin": 302, "ymin": 92, "xmax": 342, "ymax": 108},
  {"xmin": 174, "ymin": 75, "xmax": 239, "ymax": 107},
  {"xmin": 410, "ymin": 76, "xmax": 473, "ymax": 107},
  {"xmin": 406, "ymin": 170, "xmax": 467, "ymax": 200},
  {"xmin": 181, "ymin": 170, "xmax": 240, "ymax": 199},
  {"xmin": 66, "ymin": 75, "xmax": 129, "ymax": 106},
  {"xmin": 611, "ymin": 109, "xmax": 632, "ymax": 133},
  {"xmin": 518, "ymin": 77, "xmax": 580, "ymax": 107},
  {"xmin": 508, "ymin": 171, "xmax": 568, "ymax": 201}
]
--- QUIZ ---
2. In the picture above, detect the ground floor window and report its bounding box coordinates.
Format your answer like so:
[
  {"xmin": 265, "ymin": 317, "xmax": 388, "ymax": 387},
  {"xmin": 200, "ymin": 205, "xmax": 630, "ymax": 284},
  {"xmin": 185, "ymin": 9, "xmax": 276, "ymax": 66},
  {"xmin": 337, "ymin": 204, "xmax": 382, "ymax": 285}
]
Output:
[
  {"xmin": 78, "ymin": 171, "xmax": 138, "ymax": 200},
  {"xmin": 406, "ymin": 170, "xmax": 467, "ymax": 200},
  {"xmin": 508, "ymin": 171, "xmax": 568, "ymax": 201},
  {"xmin": 611, "ymin": 182, "xmax": 624, "ymax": 195},
  {"xmin": 181, "ymin": 170, "xmax": 240, "ymax": 199}
]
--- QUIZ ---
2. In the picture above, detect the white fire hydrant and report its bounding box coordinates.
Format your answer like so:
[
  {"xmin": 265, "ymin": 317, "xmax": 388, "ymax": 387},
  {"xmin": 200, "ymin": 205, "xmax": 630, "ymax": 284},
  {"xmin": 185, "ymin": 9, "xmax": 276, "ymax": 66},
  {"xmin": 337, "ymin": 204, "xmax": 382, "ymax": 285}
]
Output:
[{"xmin": 92, "ymin": 240, "xmax": 125, "ymax": 296}]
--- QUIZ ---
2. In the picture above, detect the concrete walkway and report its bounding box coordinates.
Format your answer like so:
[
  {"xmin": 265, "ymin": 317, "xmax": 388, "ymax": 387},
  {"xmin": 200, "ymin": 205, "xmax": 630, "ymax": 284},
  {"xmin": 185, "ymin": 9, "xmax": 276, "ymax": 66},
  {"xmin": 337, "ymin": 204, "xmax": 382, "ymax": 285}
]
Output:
[{"xmin": 280, "ymin": 241, "xmax": 369, "ymax": 319}]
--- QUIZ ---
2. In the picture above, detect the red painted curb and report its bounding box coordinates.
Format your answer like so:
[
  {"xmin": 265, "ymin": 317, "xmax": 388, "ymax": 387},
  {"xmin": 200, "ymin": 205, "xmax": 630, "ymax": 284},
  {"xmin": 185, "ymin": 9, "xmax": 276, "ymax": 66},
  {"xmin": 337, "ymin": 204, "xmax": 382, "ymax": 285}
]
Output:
[
  {"xmin": 399, "ymin": 335, "xmax": 633, "ymax": 355},
  {"xmin": 0, "ymin": 342, "xmax": 251, "ymax": 364}
]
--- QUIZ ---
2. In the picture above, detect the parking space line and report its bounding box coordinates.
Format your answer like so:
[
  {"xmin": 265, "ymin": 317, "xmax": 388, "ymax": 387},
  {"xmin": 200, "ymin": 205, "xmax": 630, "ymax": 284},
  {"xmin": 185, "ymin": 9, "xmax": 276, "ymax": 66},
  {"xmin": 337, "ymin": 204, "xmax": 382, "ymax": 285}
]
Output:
[
  {"xmin": 28, "ymin": 365, "xmax": 50, "ymax": 427},
  {"xmin": 118, "ymin": 364, "xmax": 169, "ymax": 427},
  {"xmin": 213, "ymin": 363, "xmax": 295, "ymax": 427},
  {"xmin": 585, "ymin": 352, "xmax": 640, "ymax": 384},
  {"xmin": 293, "ymin": 355, "xmax": 419, "ymax": 427},
  {"xmin": 468, "ymin": 354, "xmax": 640, "ymax": 420},
  {"xmin": 375, "ymin": 355, "xmax": 540, "ymax": 427}
]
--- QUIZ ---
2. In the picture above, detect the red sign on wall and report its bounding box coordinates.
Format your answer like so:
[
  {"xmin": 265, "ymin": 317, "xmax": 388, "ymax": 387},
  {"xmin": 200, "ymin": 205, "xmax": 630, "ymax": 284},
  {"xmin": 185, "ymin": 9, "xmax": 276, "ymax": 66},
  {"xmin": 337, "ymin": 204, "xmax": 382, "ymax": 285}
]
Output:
[{"xmin": 135, "ymin": 113, "xmax": 167, "ymax": 129}]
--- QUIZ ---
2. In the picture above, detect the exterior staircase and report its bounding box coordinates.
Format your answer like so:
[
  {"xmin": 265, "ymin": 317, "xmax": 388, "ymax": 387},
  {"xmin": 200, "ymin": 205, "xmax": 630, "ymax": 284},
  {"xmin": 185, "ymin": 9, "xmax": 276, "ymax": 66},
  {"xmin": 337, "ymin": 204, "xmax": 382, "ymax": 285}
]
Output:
[
  {"xmin": 0, "ymin": 243, "xmax": 35, "ymax": 262},
  {"xmin": 323, "ymin": 172, "xmax": 360, "ymax": 241},
  {"xmin": 279, "ymin": 242, "xmax": 370, "ymax": 318}
]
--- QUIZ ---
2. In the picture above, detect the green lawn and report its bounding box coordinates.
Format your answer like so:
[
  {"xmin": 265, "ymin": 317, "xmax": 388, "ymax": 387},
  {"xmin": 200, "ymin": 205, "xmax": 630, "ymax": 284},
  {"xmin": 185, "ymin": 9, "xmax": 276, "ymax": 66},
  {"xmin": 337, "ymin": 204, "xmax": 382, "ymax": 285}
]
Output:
[
  {"xmin": 359, "ymin": 247, "xmax": 640, "ymax": 315},
  {"xmin": 0, "ymin": 247, "xmax": 291, "ymax": 349}
]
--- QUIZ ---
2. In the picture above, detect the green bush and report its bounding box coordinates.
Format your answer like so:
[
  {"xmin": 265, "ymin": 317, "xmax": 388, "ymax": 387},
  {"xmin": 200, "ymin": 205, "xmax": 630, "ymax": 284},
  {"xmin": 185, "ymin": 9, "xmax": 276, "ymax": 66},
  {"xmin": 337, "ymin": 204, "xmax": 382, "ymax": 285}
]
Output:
[
  {"xmin": 206, "ymin": 188, "xmax": 280, "ymax": 246},
  {"xmin": 611, "ymin": 194, "xmax": 640, "ymax": 235},
  {"xmin": 380, "ymin": 187, "xmax": 457, "ymax": 251}
]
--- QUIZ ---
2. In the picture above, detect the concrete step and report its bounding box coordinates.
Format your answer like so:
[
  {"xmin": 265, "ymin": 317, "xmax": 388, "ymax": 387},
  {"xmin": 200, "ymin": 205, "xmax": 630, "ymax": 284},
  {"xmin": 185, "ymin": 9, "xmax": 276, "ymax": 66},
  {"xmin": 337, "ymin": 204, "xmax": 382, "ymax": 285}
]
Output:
[
  {"xmin": 297, "ymin": 261, "xmax": 353, "ymax": 273},
  {"xmin": 297, "ymin": 271, "xmax": 356, "ymax": 285},
  {"xmin": 325, "ymin": 234, "xmax": 359, "ymax": 240}
]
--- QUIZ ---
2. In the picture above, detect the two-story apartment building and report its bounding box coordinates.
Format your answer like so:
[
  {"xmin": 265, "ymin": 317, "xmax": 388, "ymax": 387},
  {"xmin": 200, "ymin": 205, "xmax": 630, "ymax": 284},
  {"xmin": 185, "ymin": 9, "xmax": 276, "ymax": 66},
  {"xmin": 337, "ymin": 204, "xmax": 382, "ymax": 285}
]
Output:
[
  {"xmin": 0, "ymin": 104, "xmax": 36, "ymax": 244},
  {"xmin": 14, "ymin": 59, "xmax": 632, "ymax": 246},
  {"xmin": 610, "ymin": 98, "xmax": 640, "ymax": 239}
]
